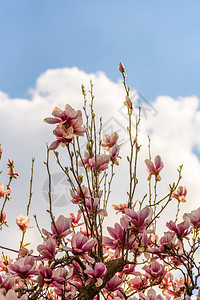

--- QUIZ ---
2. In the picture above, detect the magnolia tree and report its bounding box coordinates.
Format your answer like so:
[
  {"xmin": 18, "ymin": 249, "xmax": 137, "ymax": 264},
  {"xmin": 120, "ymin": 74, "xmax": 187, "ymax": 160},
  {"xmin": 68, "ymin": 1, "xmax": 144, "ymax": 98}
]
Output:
[{"xmin": 0, "ymin": 63, "xmax": 200, "ymax": 300}]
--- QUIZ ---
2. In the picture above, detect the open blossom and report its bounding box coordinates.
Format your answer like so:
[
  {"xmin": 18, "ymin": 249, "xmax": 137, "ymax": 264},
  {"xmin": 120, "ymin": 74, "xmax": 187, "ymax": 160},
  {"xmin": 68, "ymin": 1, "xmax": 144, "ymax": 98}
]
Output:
[
  {"xmin": 44, "ymin": 104, "xmax": 86, "ymax": 150},
  {"xmin": 144, "ymin": 261, "xmax": 166, "ymax": 280},
  {"xmin": 16, "ymin": 215, "xmax": 33, "ymax": 231},
  {"xmin": 0, "ymin": 290, "xmax": 27, "ymax": 300},
  {"xmin": 120, "ymin": 206, "xmax": 152, "ymax": 232},
  {"xmin": 68, "ymin": 211, "xmax": 84, "ymax": 227},
  {"xmin": 145, "ymin": 155, "xmax": 164, "ymax": 181},
  {"xmin": 8, "ymin": 256, "xmax": 37, "ymax": 279},
  {"xmin": 128, "ymin": 276, "xmax": 143, "ymax": 290},
  {"xmin": 84, "ymin": 262, "xmax": 107, "ymax": 287},
  {"xmin": 166, "ymin": 218, "xmax": 191, "ymax": 239},
  {"xmin": 70, "ymin": 185, "xmax": 90, "ymax": 204},
  {"xmin": 172, "ymin": 186, "xmax": 187, "ymax": 202},
  {"xmin": 89, "ymin": 154, "xmax": 110, "ymax": 172},
  {"xmin": 101, "ymin": 132, "xmax": 119, "ymax": 150},
  {"xmin": 42, "ymin": 215, "xmax": 71, "ymax": 239},
  {"xmin": 64, "ymin": 232, "xmax": 97, "ymax": 263},
  {"xmin": 0, "ymin": 184, "xmax": 11, "ymax": 198},
  {"xmin": 37, "ymin": 238, "xmax": 57, "ymax": 260},
  {"xmin": 184, "ymin": 207, "xmax": 200, "ymax": 229},
  {"xmin": 109, "ymin": 145, "xmax": 121, "ymax": 165},
  {"xmin": 78, "ymin": 152, "xmax": 94, "ymax": 171}
]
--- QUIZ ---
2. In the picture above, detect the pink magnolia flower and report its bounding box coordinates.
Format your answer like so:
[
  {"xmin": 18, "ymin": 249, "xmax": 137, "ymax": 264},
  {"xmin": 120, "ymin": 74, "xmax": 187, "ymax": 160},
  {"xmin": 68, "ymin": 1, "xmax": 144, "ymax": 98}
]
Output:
[
  {"xmin": 136, "ymin": 288, "xmax": 164, "ymax": 300},
  {"xmin": 38, "ymin": 265, "xmax": 72, "ymax": 286},
  {"xmin": 89, "ymin": 154, "xmax": 110, "ymax": 172},
  {"xmin": 64, "ymin": 232, "xmax": 97, "ymax": 263},
  {"xmin": 0, "ymin": 256, "xmax": 13, "ymax": 272},
  {"xmin": 103, "ymin": 223, "xmax": 135, "ymax": 257},
  {"xmin": 44, "ymin": 104, "xmax": 86, "ymax": 150},
  {"xmin": 84, "ymin": 262, "xmax": 107, "ymax": 287},
  {"xmin": 143, "ymin": 261, "xmax": 166, "ymax": 280},
  {"xmin": 109, "ymin": 145, "xmax": 121, "ymax": 165},
  {"xmin": 16, "ymin": 215, "xmax": 33, "ymax": 231},
  {"xmin": 8, "ymin": 256, "xmax": 37, "ymax": 279},
  {"xmin": 101, "ymin": 132, "xmax": 119, "ymax": 150},
  {"xmin": 104, "ymin": 275, "xmax": 124, "ymax": 292},
  {"xmin": 0, "ymin": 290, "xmax": 27, "ymax": 300},
  {"xmin": 70, "ymin": 185, "xmax": 90, "ymax": 204},
  {"xmin": 128, "ymin": 276, "xmax": 143, "ymax": 290},
  {"xmin": 83, "ymin": 197, "xmax": 107, "ymax": 217},
  {"xmin": 166, "ymin": 219, "xmax": 191, "ymax": 239},
  {"xmin": 120, "ymin": 206, "xmax": 152, "ymax": 233},
  {"xmin": 184, "ymin": 207, "xmax": 200, "ymax": 229},
  {"xmin": 112, "ymin": 200, "xmax": 138, "ymax": 214},
  {"xmin": 0, "ymin": 184, "xmax": 11, "ymax": 198},
  {"xmin": 42, "ymin": 215, "xmax": 71, "ymax": 239},
  {"xmin": 78, "ymin": 152, "xmax": 94, "ymax": 171},
  {"xmin": 0, "ymin": 275, "xmax": 15, "ymax": 293},
  {"xmin": 145, "ymin": 155, "xmax": 164, "ymax": 181},
  {"xmin": 68, "ymin": 211, "xmax": 84, "ymax": 227},
  {"xmin": 172, "ymin": 186, "xmax": 187, "ymax": 203},
  {"xmin": 37, "ymin": 238, "xmax": 57, "ymax": 260}
]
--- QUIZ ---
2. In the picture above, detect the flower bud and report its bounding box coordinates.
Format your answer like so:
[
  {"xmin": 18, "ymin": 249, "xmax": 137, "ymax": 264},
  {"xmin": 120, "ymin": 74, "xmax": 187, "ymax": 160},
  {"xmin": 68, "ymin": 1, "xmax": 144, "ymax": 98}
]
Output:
[{"xmin": 118, "ymin": 62, "xmax": 125, "ymax": 74}]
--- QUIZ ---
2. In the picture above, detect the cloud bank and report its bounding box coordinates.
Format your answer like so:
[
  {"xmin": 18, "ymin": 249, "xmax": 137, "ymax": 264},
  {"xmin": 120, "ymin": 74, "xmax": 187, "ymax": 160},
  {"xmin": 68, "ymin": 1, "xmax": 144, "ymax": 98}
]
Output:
[{"xmin": 0, "ymin": 67, "xmax": 200, "ymax": 251}]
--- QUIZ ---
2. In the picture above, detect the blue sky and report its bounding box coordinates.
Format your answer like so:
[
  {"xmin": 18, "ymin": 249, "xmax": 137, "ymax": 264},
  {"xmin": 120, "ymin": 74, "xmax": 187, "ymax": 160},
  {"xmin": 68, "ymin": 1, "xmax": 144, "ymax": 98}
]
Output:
[{"xmin": 1, "ymin": 1, "xmax": 200, "ymax": 101}]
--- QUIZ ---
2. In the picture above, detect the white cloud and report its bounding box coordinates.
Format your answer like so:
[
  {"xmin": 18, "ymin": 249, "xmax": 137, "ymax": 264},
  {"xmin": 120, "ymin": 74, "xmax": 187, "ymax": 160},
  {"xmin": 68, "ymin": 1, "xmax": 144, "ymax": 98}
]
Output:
[{"xmin": 0, "ymin": 67, "xmax": 200, "ymax": 253}]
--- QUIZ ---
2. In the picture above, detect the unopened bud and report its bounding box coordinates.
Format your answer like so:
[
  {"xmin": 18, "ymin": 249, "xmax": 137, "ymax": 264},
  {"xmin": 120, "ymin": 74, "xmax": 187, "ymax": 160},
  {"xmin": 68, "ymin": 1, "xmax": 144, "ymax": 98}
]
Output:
[
  {"xmin": 81, "ymin": 84, "xmax": 86, "ymax": 95},
  {"xmin": 118, "ymin": 62, "xmax": 125, "ymax": 74},
  {"xmin": 124, "ymin": 95, "xmax": 133, "ymax": 109}
]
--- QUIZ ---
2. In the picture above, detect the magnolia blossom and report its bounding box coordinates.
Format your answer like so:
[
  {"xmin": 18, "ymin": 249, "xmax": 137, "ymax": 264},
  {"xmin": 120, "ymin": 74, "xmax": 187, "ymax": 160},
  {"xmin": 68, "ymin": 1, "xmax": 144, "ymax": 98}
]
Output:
[
  {"xmin": 16, "ymin": 215, "xmax": 33, "ymax": 231},
  {"xmin": 0, "ymin": 184, "xmax": 11, "ymax": 198},
  {"xmin": 42, "ymin": 215, "xmax": 71, "ymax": 239},
  {"xmin": 128, "ymin": 276, "xmax": 143, "ymax": 290},
  {"xmin": 89, "ymin": 154, "xmax": 110, "ymax": 172},
  {"xmin": 7, "ymin": 159, "xmax": 19, "ymax": 179},
  {"xmin": 37, "ymin": 238, "xmax": 57, "ymax": 260},
  {"xmin": 172, "ymin": 186, "xmax": 187, "ymax": 202},
  {"xmin": 144, "ymin": 261, "xmax": 166, "ymax": 280},
  {"xmin": 64, "ymin": 232, "xmax": 97, "ymax": 263},
  {"xmin": 0, "ymin": 290, "xmax": 27, "ymax": 300},
  {"xmin": 101, "ymin": 132, "xmax": 119, "ymax": 150},
  {"xmin": 120, "ymin": 206, "xmax": 152, "ymax": 232},
  {"xmin": 166, "ymin": 218, "xmax": 191, "ymax": 239},
  {"xmin": 109, "ymin": 145, "xmax": 121, "ymax": 165},
  {"xmin": 184, "ymin": 207, "xmax": 200, "ymax": 229},
  {"xmin": 78, "ymin": 152, "xmax": 94, "ymax": 171},
  {"xmin": 70, "ymin": 185, "xmax": 90, "ymax": 204},
  {"xmin": 104, "ymin": 275, "xmax": 124, "ymax": 292},
  {"xmin": 145, "ymin": 155, "xmax": 164, "ymax": 181},
  {"xmin": 84, "ymin": 262, "xmax": 107, "ymax": 287},
  {"xmin": 44, "ymin": 104, "xmax": 86, "ymax": 150},
  {"xmin": 8, "ymin": 256, "xmax": 37, "ymax": 279},
  {"xmin": 124, "ymin": 95, "xmax": 133, "ymax": 109},
  {"xmin": 68, "ymin": 211, "xmax": 84, "ymax": 227}
]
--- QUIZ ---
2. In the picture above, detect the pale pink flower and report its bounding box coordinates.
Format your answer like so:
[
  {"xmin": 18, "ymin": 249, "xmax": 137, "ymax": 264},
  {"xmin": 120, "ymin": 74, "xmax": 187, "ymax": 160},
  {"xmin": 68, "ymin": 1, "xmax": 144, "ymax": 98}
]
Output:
[
  {"xmin": 78, "ymin": 152, "xmax": 94, "ymax": 171},
  {"xmin": 112, "ymin": 202, "xmax": 128, "ymax": 214},
  {"xmin": 137, "ymin": 288, "xmax": 164, "ymax": 300},
  {"xmin": 0, "ymin": 184, "xmax": 11, "ymax": 198},
  {"xmin": 145, "ymin": 155, "xmax": 164, "ymax": 181},
  {"xmin": 16, "ymin": 215, "xmax": 33, "ymax": 231},
  {"xmin": 0, "ymin": 256, "xmax": 13, "ymax": 272},
  {"xmin": 101, "ymin": 132, "xmax": 119, "ymax": 150},
  {"xmin": 0, "ymin": 275, "xmax": 15, "ymax": 293},
  {"xmin": 83, "ymin": 197, "xmax": 107, "ymax": 217},
  {"xmin": 68, "ymin": 211, "xmax": 84, "ymax": 227},
  {"xmin": 172, "ymin": 186, "xmax": 187, "ymax": 202},
  {"xmin": 0, "ymin": 289, "xmax": 27, "ymax": 300},
  {"xmin": 8, "ymin": 256, "xmax": 37, "ymax": 279},
  {"xmin": 109, "ymin": 145, "xmax": 121, "ymax": 165},
  {"xmin": 184, "ymin": 207, "xmax": 200, "ymax": 229},
  {"xmin": 37, "ymin": 238, "xmax": 57, "ymax": 260},
  {"xmin": 89, "ymin": 154, "xmax": 110, "ymax": 172},
  {"xmin": 44, "ymin": 104, "xmax": 86, "ymax": 150},
  {"xmin": 84, "ymin": 262, "xmax": 107, "ymax": 287},
  {"xmin": 70, "ymin": 185, "xmax": 90, "ymax": 204}
]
